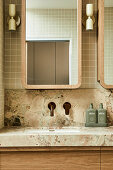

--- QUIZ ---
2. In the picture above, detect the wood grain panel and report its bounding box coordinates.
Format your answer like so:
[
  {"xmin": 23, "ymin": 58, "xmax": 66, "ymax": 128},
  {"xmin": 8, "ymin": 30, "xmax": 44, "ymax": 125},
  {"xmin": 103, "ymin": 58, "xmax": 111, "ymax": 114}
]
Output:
[
  {"xmin": 101, "ymin": 147, "xmax": 113, "ymax": 151},
  {"xmin": 0, "ymin": 150, "xmax": 100, "ymax": 170},
  {"xmin": 34, "ymin": 42, "xmax": 55, "ymax": 85},
  {"xmin": 101, "ymin": 150, "xmax": 113, "ymax": 170},
  {"xmin": 27, "ymin": 42, "xmax": 56, "ymax": 85},
  {"xmin": 56, "ymin": 41, "xmax": 69, "ymax": 85},
  {"xmin": 27, "ymin": 42, "xmax": 34, "ymax": 85},
  {"xmin": 0, "ymin": 146, "xmax": 101, "ymax": 152},
  {"xmin": 98, "ymin": 0, "xmax": 113, "ymax": 89}
]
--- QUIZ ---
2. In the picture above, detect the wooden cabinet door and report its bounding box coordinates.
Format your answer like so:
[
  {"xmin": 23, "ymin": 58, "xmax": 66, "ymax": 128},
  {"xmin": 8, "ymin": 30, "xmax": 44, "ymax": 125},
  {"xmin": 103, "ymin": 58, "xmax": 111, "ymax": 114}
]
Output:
[
  {"xmin": 56, "ymin": 41, "xmax": 69, "ymax": 85},
  {"xmin": 101, "ymin": 148, "xmax": 113, "ymax": 170},
  {"xmin": 27, "ymin": 42, "xmax": 56, "ymax": 85},
  {"xmin": 27, "ymin": 41, "xmax": 69, "ymax": 85},
  {"xmin": 0, "ymin": 150, "xmax": 100, "ymax": 170}
]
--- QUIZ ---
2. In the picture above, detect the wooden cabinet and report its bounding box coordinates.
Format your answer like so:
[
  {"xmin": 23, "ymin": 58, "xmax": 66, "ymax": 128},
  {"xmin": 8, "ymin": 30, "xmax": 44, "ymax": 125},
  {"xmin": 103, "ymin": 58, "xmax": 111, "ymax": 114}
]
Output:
[
  {"xmin": 101, "ymin": 147, "xmax": 113, "ymax": 170},
  {"xmin": 27, "ymin": 41, "xmax": 69, "ymax": 85},
  {"xmin": 2, "ymin": 147, "xmax": 113, "ymax": 170},
  {"xmin": 101, "ymin": 150, "xmax": 113, "ymax": 170},
  {"xmin": 0, "ymin": 147, "xmax": 100, "ymax": 170}
]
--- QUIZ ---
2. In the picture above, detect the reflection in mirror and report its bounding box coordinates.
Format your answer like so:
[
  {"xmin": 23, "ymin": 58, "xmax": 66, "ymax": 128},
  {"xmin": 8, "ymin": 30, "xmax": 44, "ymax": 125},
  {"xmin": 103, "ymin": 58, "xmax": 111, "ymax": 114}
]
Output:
[
  {"xmin": 104, "ymin": 0, "xmax": 113, "ymax": 85},
  {"xmin": 26, "ymin": 0, "xmax": 78, "ymax": 85}
]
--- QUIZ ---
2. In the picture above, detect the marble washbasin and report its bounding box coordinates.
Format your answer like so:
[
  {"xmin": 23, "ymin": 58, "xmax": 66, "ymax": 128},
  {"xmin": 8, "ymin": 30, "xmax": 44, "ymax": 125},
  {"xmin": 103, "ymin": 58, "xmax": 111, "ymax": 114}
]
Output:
[
  {"xmin": 0, "ymin": 126, "xmax": 113, "ymax": 135},
  {"xmin": 0, "ymin": 127, "xmax": 113, "ymax": 147}
]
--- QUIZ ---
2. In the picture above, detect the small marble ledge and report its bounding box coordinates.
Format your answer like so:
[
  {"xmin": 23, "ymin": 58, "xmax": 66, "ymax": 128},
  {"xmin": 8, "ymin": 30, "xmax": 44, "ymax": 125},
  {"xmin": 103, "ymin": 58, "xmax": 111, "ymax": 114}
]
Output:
[{"xmin": 0, "ymin": 127, "xmax": 113, "ymax": 147}]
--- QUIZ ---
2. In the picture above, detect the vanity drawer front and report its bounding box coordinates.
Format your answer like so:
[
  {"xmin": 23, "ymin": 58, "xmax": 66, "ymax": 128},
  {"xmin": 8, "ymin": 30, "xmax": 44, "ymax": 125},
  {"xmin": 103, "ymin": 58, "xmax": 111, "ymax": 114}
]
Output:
[
  {"xmin": 0, "ymin": 150, "xmax": 100, "ymax": 170},
  {"xmin": 101, "ymin": 150, "xmax": 113, "ymax": 170}
]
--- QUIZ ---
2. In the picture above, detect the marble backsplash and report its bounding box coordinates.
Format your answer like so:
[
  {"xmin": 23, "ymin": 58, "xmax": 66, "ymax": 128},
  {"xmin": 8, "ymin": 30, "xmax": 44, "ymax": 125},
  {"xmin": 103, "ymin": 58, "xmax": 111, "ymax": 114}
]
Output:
[{"xmin": 4, "ymin": 89, "xmax": 113, "ymax": 127}]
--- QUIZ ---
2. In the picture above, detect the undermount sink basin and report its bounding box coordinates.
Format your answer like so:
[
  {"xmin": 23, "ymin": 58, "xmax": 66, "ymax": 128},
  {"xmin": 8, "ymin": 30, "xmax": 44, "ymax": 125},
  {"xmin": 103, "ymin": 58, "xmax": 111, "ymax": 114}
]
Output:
[
  {"xmin": 25, "ymin": 128, "xmax": 81, "ymax": 135},
  {"xmin": 23, "ymin": 127, "xmax": 113, "ymax": 135},
  {"xmin": 0, "ymin": 126, "xmax": 112, "ymax": 136}
]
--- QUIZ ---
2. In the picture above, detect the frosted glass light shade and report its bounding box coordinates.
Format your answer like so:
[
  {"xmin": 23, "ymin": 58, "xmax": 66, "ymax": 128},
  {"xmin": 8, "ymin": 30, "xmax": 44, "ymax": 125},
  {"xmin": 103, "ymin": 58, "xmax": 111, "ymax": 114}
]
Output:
[
  {"xmin": 9, "ymin": 4, "xmax": 16, "ymax": 17},
  {"xmin": 9, "ymin": 18, "xmax": 16, "ymax": 31},
  {"xmin": 86, "ymin": 4, "xmax": 93, "ymax": 17},
  {"xmin": 86, "ymin": 17, "xmax": 93, "ymax": 30}
]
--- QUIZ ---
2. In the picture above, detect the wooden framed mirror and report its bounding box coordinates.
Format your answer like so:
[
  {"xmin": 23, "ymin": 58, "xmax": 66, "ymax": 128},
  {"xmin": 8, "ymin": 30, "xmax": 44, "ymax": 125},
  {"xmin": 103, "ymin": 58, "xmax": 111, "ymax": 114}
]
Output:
[
  {"xmin": 98, "ymin": 0, "xmax": 113, "ymax": 89},
  {"xmin": 22, "ymin": 0, "xmax": 82, "ymax": 89}
]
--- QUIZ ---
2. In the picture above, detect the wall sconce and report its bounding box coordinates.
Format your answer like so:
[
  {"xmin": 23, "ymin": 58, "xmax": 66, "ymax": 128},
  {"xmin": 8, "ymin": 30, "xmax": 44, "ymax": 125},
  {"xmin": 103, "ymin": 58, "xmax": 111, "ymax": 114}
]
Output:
[
  {"xmin": 82, "ymin": 4, "xmax": 95, "ymax": 31},
  {"xmin": 7, "ymin": 4, "xmax": 21, "ymax": 31}
]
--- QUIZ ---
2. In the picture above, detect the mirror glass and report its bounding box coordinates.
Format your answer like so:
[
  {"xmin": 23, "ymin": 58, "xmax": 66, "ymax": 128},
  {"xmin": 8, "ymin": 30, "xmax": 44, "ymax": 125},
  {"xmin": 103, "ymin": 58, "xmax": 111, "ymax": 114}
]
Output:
[
  {"xmin": 104, "ymin": 0, "xmax": 113, "ymax": 85},
  {"xmin": 26, "ymin": 0, "xmax": 78, "ymax": 85}
]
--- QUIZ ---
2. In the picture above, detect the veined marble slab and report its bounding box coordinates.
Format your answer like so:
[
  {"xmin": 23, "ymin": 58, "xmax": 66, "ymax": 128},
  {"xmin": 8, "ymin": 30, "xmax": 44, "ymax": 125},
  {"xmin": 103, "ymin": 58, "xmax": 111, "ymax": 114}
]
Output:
[{"xmin": 0, "ymin": 127, "xmax": 113, "ymax": 147}]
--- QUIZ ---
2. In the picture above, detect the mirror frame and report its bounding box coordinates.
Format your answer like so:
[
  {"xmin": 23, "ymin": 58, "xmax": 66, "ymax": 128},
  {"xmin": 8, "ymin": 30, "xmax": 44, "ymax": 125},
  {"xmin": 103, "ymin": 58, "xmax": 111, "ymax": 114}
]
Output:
[
  {"xmin": 22, "ymin": 0, "xmax": 82, "ymax": 89},
  {"xmin": 98, "ymin": 0, "xmax": 113, "ymax": 89}
]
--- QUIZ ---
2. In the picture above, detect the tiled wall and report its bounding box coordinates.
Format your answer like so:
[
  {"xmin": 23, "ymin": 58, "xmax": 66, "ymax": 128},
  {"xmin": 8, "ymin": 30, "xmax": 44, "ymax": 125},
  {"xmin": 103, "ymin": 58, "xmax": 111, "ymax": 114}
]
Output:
[
  {"xmin": 82, "ymin": 0, "xmax": 100, "ymax": 88},
  {"xmin": 5, "ymin": 0, "xmax": 113, "ymax": 128},
  {"xmin": 0, "ymin": 0, "xmax": 4, "ymax": 129},
  {"xmin": 4, "ymin": 0, "xmax": 100, "ymax": 89},
  {"xmin": 4, "ymin": 0, "xmax": 22, "ymax": 89},
  {"xmin": 104, "ymin": 7, "xmax": 113, "ymax": 85},
  {"xmin": 26, "ymin": 8, "xmax": 78, "ymax": 85}
]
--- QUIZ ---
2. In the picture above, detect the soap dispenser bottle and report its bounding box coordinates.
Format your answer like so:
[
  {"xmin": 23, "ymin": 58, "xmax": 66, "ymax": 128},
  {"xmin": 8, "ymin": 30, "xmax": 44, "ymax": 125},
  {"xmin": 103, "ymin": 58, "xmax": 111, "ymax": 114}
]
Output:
[
  {"xmin": 85, "ymin": 103, "xmax": 97, "ymax": 127},
  {"xmin": 98, "ymin": 103, "xmax": 107, "ymax": 127}
]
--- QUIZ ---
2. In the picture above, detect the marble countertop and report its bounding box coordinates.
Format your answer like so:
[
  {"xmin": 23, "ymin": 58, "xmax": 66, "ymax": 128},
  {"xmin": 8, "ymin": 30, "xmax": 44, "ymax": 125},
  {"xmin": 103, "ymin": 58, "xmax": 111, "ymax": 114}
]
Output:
[{"xmin": 0, "ymin": 127, "xmax": 113, "ymax": 147}]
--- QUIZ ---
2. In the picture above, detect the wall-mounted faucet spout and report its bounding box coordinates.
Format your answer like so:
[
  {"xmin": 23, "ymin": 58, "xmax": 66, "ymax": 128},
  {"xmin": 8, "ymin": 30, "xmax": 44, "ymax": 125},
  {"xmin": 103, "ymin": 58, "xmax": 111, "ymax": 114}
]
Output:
[
  {"xmin": 63, "ymin": 102, "xmax": 71, "ymax": 115},
  {"xmin": 48, "ymin": 102, "xmax": 56, "ymax": 117}
]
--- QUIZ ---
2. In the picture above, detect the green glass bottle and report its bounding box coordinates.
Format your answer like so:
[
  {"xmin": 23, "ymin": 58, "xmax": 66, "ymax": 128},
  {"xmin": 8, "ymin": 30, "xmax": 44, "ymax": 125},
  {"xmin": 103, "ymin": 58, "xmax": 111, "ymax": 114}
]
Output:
[
  {"xmin": 98, "ymin": 103, "xmax": 107, "ymax": 126},
  {"xmin": 85, "ymin": 103, "xmax": 97, "ymax": 127}
]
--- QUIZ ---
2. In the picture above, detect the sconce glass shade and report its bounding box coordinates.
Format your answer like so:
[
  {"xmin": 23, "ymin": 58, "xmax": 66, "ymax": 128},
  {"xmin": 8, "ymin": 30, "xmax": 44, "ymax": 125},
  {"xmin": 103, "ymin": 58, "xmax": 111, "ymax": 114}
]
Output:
[
  {"xmin": 86, "ymin": 4, "xmax": 93, "ymax": 17},
  {"xmin": 9, "ymin": 18, "xmax": 16, "ymax": 31},
  {"xmin": 86, "ymin": 4, "xmax": 94, "ymax": 31},
  {"xmin": 9, "ymin": 4, "xmax": 16, "ymax": 17},
  {"xmin": 86, "ymin": 17, "xmax": 93, "ymax": 31}
]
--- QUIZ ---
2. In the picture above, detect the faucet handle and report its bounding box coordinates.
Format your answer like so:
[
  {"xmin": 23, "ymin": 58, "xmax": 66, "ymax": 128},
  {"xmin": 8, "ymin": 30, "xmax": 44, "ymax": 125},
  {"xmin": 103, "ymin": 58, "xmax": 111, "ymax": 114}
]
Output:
[
  {"xmin": 63, "ymin": 102, "xmax": 71, "ymax": 115},
  {"xmin": 48, "ymin": 102, "xmax": 56, "ymax": 117}
]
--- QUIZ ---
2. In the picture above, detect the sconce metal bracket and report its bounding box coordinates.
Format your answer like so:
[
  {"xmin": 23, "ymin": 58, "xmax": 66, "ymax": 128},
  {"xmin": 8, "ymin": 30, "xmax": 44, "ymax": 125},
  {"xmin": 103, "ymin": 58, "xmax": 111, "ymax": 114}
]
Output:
[
  {"xmin": 7, "ymin": 16, "xmax": 21, "ymax": 27},
  {"xmin": 82, "ymin": 15, "xmax": 95, "ymax": 28}
]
